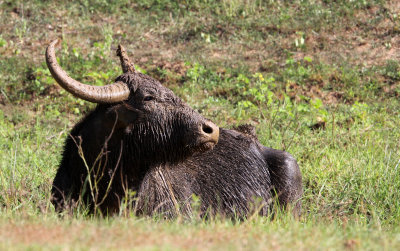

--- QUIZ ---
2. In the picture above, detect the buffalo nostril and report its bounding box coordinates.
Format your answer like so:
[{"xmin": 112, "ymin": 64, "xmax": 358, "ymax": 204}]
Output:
[
  {"xmin": 200, "ymin": 121, "xmax": 219, "ymax": 144},
  {"xmin": 202, "ymin": 124, "xmax": 213, "ymax": 134}
]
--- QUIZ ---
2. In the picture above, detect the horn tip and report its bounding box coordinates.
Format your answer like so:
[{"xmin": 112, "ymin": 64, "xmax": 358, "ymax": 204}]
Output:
[
  {"xmin": 116, "ymin": 44, "xmax": 125, "ymax": 57},
  {"xmin": 50, "ymin": 39, "xmax": 60, "ymax": 47}
]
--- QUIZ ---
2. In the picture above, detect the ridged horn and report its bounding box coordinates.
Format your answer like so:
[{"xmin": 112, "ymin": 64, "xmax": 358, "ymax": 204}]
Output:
[
  {"xmin": 117, "ymin": 44, "xmax": 136, "ymax": 73},
  {"xmin": 45, "ymin": 39, "xmax": 130, "ymax": 104}
]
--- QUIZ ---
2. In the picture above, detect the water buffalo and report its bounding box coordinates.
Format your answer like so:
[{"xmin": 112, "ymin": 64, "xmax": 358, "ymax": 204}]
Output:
[{"xmin": 47, "ymin": 40, "xmax": 302, "ymax": 218}]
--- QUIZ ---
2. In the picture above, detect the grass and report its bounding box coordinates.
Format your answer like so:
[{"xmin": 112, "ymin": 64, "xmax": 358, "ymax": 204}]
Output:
[
  {"xmin": 1, "ymin": 0, "xmax": 400, "ymax": 249},
  {"xmin": 2, "ymin": 215, "xmax": 400, "ymax": 250}
]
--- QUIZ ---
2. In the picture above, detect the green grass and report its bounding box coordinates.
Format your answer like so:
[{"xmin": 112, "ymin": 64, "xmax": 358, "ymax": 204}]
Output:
[{"xmin": 1, "ymin": 0, "xmax": 400, "ymax": 249}]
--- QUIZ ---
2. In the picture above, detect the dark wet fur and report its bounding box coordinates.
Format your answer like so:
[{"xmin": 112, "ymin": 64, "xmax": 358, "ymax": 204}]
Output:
[{"xmin": 51, "ymin": 72, "xmax": 302, "ymax": 217}]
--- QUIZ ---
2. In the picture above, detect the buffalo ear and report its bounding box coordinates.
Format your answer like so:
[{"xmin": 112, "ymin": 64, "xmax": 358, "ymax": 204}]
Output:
[
  {"xmin": 115, "ymin": 74, "xmax": 139, "ymax": 93},
  {"xmin": 108, "ymin": 103, "xmax": 141, "ymax": 129}
]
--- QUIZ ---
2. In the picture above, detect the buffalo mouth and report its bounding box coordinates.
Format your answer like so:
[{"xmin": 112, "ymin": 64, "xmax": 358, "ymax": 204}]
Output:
[
  {"xmin": 201, "ymin": 141, "xmax": 217, "ymax": 150},
  {"xmin": 192, "ymin": 138, "xmax": 218, "ymax": 154}
]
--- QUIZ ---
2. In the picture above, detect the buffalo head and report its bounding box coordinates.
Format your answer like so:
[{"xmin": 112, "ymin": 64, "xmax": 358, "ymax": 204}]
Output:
[{"xmin": 45, "ymin": 40, "xmax": 219, "ymax": 164}]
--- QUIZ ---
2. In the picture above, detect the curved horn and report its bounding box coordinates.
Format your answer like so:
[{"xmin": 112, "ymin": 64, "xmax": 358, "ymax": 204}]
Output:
[{"xmin": 46, "ymin": 39, "xmax": 130, "ymax": 104}]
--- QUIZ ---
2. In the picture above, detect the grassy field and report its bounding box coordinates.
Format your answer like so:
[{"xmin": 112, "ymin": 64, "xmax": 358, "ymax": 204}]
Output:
[{"xmin": 1, "ymin": 0, "xmax": 400, "ymax": 250}]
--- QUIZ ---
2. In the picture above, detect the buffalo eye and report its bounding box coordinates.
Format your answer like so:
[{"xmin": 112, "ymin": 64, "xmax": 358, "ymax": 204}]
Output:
[{"xmin": 143, "ymin": 96, "xmax": 155, "ymax": 102}]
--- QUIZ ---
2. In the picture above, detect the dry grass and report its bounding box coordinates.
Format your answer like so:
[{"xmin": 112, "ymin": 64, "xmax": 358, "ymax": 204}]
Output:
[
  {"xmin": 1, "ymin": 215, "xmax": 400, "ymax": 250},
  {"xmin": 2, "ymin": 1, "xmax": 400, "ymax": 72}
]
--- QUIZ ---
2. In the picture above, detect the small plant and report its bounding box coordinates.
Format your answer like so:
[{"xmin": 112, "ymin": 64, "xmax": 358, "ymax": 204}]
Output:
[
  {"xmin": 187, "ymin": 63, "xmax": 207, "ymax": 83},
  {"xmin": 351, "ymin": 101, "xmax": 370, "ymax": 123},
  {"xmin": 92, "ymin": 25, "xmax": 114, "ymax": 59},
  {"xmin": 310, "ymin": 98, "xmax": 328, "ymax": 116},
  {"xmin": 14, "ymin": 19, "xmax": 27, "ymax": 43},
  {"xmin": 200, "ymin": 32, "xmax": 212, "ymax": 43},
  {"xmin": 0, "ymin": 36, "xmax": 7, "ymax": 47},
  {"xmin": 234, "ymin": 73, "xmax": 278, "ymax": 120},
  {"xmin": 383, "ymin": 60, "xmax": 400, "ymax": 80},
  {"xmin": 294, "ymin": 31, "xmax": 306, "ymax": 50}
]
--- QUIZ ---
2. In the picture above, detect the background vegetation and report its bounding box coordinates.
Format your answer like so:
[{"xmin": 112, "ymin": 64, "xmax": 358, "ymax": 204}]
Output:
[{"xmin": 1, "ymin": 0, "xmax": 400, "ymax": 250}]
